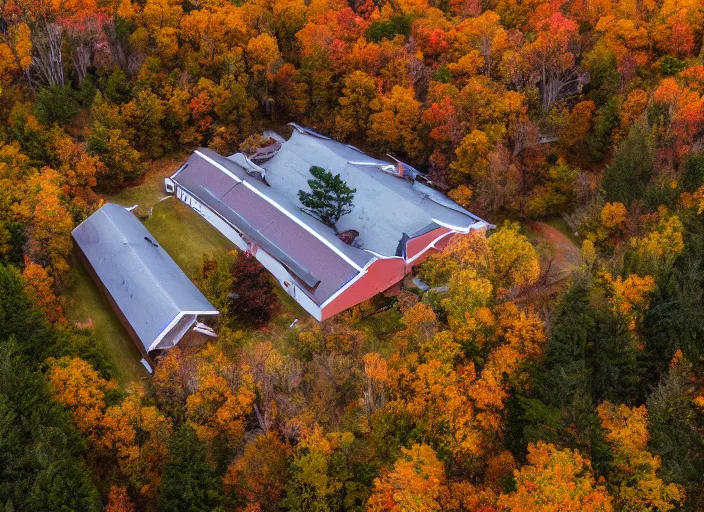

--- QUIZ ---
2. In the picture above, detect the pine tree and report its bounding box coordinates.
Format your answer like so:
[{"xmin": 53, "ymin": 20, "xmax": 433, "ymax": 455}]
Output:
[
  {"xmin": 602, "ymin": 120, "xmax": 654, "ymax": 205},
  {"xmin": 0, "ymin": 339, "xmax": 101, "ymax": 512},
  {"xmin": 157, "ymin": 424, "xmax": 224, "ymax": 512},
  {"xmin": 297, "ymin": 166, "xmax": 356, "ymax": 228}
]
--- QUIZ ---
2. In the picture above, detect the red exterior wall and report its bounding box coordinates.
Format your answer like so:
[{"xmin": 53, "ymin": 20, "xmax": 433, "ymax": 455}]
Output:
[
  {"xmin": 434, "ymin": 231, "xmax": 460, "ymax": 251},
  {"xmin": 321, "ymin": 257, "xmax": 406, "ymax": 319},
  {"xmin": 405, "ymin": 227, "xmax": 451, "ymax": 260},
  {"xmin": 320, "ymin": 227, "xmax": 486, "ymax": 320}
]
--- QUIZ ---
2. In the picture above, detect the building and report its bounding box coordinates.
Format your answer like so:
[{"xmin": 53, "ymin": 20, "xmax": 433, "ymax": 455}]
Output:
[
  {"xmin": 72, "ymin": 203, "xmax": 218, "ymax": 360},
  {"xmin": 166, "ymin": 123, "xmax": 491, "ymax": 321}
]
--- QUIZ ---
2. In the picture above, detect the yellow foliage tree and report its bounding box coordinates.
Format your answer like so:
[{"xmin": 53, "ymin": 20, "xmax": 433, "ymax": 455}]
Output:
[
  {"xmin": 368, "ymin": 86, "xmax": 424, "ymax": 159},
  {"xmin": 600, "ymin": 202, "xmax": 627, "ymax": 230},
  {"xmin": 497, "ymin": 441, "xmax": 613, "ymax": 512},
  {"xmin": 602, "ymin": 272, "xmax": 656, "ymax": 331},
  {"xmin": 630, "ymin": 211, "xmax": 684, "ymax": 264},
  {"xmin": 597, "ymin": 402, "xmax": 685, "ymax": 511},
  {"xmin": 367, "ymin": 443, "xmax": 448, "ymax": 512},
  {"xmin": 185, "ymin": 346, "xmax": 255, "ymax": 446}
]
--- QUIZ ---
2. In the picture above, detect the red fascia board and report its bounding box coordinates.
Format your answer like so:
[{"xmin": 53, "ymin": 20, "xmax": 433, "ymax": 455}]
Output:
[
  {"xmin": 405, "ymin": 226, "xmax": 452, "ymax": 261},
  {"xmin": 320, "ymin": 257, "xmax": 406, "ymax": 320}
]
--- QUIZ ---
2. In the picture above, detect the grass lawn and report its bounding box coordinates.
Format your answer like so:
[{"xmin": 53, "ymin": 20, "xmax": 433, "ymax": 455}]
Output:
[
  {"xmin": 144, "ymin": 199, "xmax": 234, "ymax": 278},
  {"xmin": 65, "ymin": 257, "xmax": 148, "ymax": 388}
]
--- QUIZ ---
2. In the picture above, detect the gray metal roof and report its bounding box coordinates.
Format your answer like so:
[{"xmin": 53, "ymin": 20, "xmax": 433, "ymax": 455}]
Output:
[
  {"xmin": 262, "ymin": 125, "xmax": 490, "ymax": 255},
  {"xmin": 72, "ymin": 203, "xmax": 218, "ymax": 353}
]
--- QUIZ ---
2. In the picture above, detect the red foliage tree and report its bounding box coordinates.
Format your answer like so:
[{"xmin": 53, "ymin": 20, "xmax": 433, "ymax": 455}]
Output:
[{"xmin": 229, "ymin": 253, "xmax": 279, "ymax": 326}]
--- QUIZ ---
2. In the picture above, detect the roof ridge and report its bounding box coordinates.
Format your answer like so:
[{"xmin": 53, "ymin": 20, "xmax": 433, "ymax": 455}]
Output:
[
  {"xmin": 99, "ymin": 206, "xmax": 181, "ymax": 321},
  {"xmin": 192, "ymin": 151, "xmax": 366, "ymax": 272}
]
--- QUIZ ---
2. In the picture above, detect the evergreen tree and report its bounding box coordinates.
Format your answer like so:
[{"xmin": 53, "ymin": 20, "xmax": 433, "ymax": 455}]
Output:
[
  {"xmin": 517, "ymin": 284, "xmax": 605, "ymax": 458},
  {"xmin": 602, "ymin": 120, "xmax": 655, "ymax": 206},
  {"xmin": 0, "ymin": 340, "xmax": 101, "ymax": 512},
  {"xmin": 0, "ymin": 264, "xmax": 110, "ymax": 511},
  {"xmin": 516, "ymin": 281, "xmax": 635, "ymax": 471},
  {"xmin": 680, "ymin": 152, "xmax": 704, "ymax": 193},
  {"xmin": 297, "ymin": 166, "xmax": 356, "ymax": 228},
  {"xmin": 157, "ymin": 424, "xmax": 224, "ymax": 512},
  {"xmin": 647, "ymin": 354, "xmax": 704, "ymax": 499}
]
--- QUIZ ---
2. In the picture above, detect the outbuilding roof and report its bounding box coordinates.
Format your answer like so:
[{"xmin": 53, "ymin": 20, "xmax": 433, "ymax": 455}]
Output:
[{"xmin": 72, "ymin": 203, "xmax": 218, "ymax": 353}]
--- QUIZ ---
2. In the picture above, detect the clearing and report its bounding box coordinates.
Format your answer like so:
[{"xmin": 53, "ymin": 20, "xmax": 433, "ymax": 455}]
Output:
[{"xmin": 528, "ymin": 220, "xmax": 582, "ymax": 286}]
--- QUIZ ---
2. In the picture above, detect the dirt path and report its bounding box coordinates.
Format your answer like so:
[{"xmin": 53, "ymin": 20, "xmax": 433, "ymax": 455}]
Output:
[{"xmin": 530, "ymin": 221, "xmax": 582, "ymax": 285}]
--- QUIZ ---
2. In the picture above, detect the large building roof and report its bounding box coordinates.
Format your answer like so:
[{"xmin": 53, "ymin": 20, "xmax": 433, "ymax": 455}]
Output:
[
  {"xmin": 169, "ymin": 125, "xmax": 489, "ymax": 306},
  {"xmin": 171, "ymin": 149, "xmax": 370, "ymax": 306},
  {"xmin": 263, "ymin": 125, "xmax": 488, "ymax": 255},
  {"xmin": 72, "ymin": 203, "xmax": 218, "ymax": 353}
]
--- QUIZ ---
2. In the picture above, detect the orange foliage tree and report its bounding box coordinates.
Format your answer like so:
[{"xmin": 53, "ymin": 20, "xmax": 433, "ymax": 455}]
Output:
[
  {"xmin": 497, "ymin": 441, "xmax": 613, "ymax": 511},
  {"xmin": 367, "ymin": 443, "xmax": 448, "ymax": 512},
  {"xmin": 597, "ymin": 402, "xmax": 685, "ymax": 511}
]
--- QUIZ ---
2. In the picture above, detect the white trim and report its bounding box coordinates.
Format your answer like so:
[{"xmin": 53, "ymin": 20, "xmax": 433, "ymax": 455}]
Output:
[
  {"xmin": 406, "ymin": 230, "xmax": 456, "ymax": 265},
  {"xmin": 431, "ymin": 218, "xmax": 471, "ymax": 233},
  {"xmin": 347, "ymin": 161, "xmax": 384, "ymax": 167},
  {"xmin": 431, "ymin": 219, "xmax": 490, "ymax": 234},
  {"xmin": 148, "ymin": 310, "xmax": 219, "ymax": 353},
  {"xmin": 193, "ymin": 150, "xmax": 365, "ymax": 272},
  {"xmin": 239, "ymin": 181, "xmax": 365, "ymax": 272},
  {"xmin": 363, "ymin": 249, "xmax": 405, "ymax": 260},
  {"xmin": 194, "ymin": 150, "xmax": 242, "ymax": 183},
  {"xmin": 319, "ymin": 258, "xmax": 375, "ymax": 310}
]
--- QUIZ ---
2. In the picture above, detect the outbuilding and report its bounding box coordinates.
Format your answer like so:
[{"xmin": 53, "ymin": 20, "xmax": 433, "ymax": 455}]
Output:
[{"xmin": 72, "ymin": 203, "xmax": 218, "ymax": 361}]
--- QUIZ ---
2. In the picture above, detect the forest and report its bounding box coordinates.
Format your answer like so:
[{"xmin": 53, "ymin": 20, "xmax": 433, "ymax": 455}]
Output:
[{"xmin": 0, "ymin": 0, "xmax": 704, "ymax": 510}]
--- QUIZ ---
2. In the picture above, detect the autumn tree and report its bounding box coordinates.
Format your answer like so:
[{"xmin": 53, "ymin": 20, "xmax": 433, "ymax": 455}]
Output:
[
  {"xmin": 497, "ymin": 441, "xmax": 613, "ymax": 511},
  {"xmin": 229, "ymin": 253, "xmax": 279, "ymax": 325},
  {"xmin": 597, "ymin": 401, "xmax": 685, "ymax": 511},
  {"xmin": 106, "ymin": 486, "xmax": 135, "ymax": 512},
  {"xmin": 363, "ymin": 352, "xmax": 388, "ymax": 420},
  {"xmin": 422, "ymin": 223, "xmax": 539, "ymax": 294},
  {"xmin": 523, "ymin": 13, "xmax": 582, "ymax": 112},
  {"xmin": 283, "ymin": 426, "xmax": 358, "ymax": 511},
  {"xmin": 602, "ymin": 272, "xmax": 655, "ymax": 332},
  {"xmin": 336, "ymin": 70, "xmax": 378, "ymax": 140},
  {"xmin": 22, "ymin": 260, "xmax": 65, "ymax": 324},
  {"xmin": 184, "ymin": 345, "xmax": 255, "ymax": 449},
  {"xmin": 368, "ymin": 86, "xmax": 424, "ymax": 159},
  {"xmin": 224, "ymin": 432, "xmax": 291, "ymax": 510},
  {"xmin": 367, "ymin": 443, "xmax": 448, "ymax": 512}
]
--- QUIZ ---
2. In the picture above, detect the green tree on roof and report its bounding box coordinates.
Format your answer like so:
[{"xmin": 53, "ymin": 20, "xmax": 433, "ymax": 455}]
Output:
[{"xmin": 297, "ymin": 166, "xmax": 356, "ymax": 229}]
